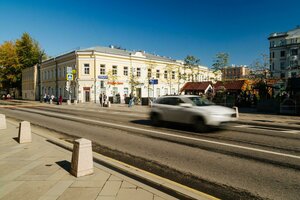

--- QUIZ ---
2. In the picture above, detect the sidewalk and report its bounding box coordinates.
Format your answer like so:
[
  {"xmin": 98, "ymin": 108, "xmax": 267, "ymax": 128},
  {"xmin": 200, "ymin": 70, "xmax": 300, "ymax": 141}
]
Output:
[{"xmin": 0, "ymin": 120, "xmax": 215, "ymax": 200}]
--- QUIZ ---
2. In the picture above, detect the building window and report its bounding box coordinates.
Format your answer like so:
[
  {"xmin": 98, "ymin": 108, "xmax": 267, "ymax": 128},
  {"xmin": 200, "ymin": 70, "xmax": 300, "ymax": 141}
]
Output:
[
  {"xmin": 272, "ymin": 52, "xmax": 275, "ymax": 58},
  {"xmin": 156, "ymin": 70, "xmax": 160, "ymax": 78},
  {"xmin": 112, "ymin": 65, "xmax": 117, "ymax": 75},
  {"xmin": 291, "ymin": 49, "xmax": 298, "ymax": 56},
  {"xmin": 280, "ymin": 62, "xmax": 285, "ymax": 70},
  {"xmin": 148, "ymin": 69, "xmax": 152, "ymax": 78},
  {"xmin": 100, "ymin": 64, "xmax": 105, "ymax": 75},
  {"xmin": 84, "ymin": 64, "xmax": 90, "ymax": 74},
  {"xmin": 272, "ymin": 63, "xmax": 274, "ymax": 71},
  {"xmin": 164, "ymin": 71, "xmax": 168, "ymax": 79},
  {"xmin": 124, "ymin": 87, "xmax": 128, "ymax": 95},
  {"xmin": 137, "ymin": 68, "xmax": 141, "ymax": 77},
  {"xmin": 280, "ymin": 51, "xmax": 285, "ymax": 57},
  {"xmin": 172, "ymin": 71, "xmax": 175, "ymax": 79},
  {"xmin": 100, "ymin": 81, "xmax": 104, "ymax": 88},
  {"xmin": 123, "ymin": 66, "xmax": 128, "ymax": 76},
  {"xmin": 280, "ymin": 73, "xmax": 285, "ymax": 78},
  {"xmin": 164, "ymin": 88, "xmax": 168, "ymax": 95}
]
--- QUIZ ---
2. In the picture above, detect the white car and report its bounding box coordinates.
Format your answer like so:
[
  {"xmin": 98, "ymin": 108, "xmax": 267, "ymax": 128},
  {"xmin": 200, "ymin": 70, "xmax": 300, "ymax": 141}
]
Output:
[{"xmin": 150, "ymin": 95, "xmax": 237, "ymax": 132}]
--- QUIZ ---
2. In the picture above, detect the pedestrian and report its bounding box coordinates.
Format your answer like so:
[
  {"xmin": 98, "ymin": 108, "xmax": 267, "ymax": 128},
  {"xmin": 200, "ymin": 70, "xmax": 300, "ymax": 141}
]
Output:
[
  {"xmin": 50, "ymin": 94, "xmax": 55, "ymax": 104},
  {"xmin": 128, "ymin": 93, "xmax": 135, "ymax": 107},
  {"xmin": 99, "ymin": 93, "xmax": 103, "ymax": 107},
  {"xmin": 59, "ymin": 95, "xmax": 63, "ymax": 105},
  {"xmin": 43, "ymin": 93, "xmax": 47, "ymax": 103},
  {"xmin": 103, "ymin": 94, "xmax": 107, "ymax": 106}
]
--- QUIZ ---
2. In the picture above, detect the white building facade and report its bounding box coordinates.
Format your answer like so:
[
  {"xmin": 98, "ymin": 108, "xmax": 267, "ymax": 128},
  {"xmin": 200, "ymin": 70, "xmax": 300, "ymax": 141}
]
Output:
[
  {"xmin": 269, "ymin": 26, "xmax": 300, "ymax": 79},
  {"xmin": 26, "ymin": 46, "xmax": 220, "ymax": 103}
]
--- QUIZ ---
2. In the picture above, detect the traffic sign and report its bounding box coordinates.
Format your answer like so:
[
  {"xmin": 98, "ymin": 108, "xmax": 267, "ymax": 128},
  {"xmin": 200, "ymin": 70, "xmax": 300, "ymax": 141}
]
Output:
[
  {"xmin": 66, "ymin": 74, "xmax": 73, "ymax": 80},
  {"xmin": 98, "ymin": 75, "xmax": 108, "ymax": 79},
  {"xmin": 149, "ymin": 79, "xmax": 158, "ymax": 85}
]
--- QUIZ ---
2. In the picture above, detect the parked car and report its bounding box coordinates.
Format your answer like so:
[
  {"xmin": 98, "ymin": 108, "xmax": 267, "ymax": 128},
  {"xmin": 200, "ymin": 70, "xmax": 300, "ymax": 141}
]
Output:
[{"xmin": 150, "ymin": 95, "xmax": 237, "ymax": 132}]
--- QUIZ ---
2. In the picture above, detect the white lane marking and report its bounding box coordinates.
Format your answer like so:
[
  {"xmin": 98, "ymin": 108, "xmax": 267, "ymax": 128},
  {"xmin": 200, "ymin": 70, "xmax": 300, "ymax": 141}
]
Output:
[
  {"xmin": 281, "ymin": 130, "xmax": 300, "ymax": 134},
  {"xmin": 234, "ymin": 125, "xmax": 252, "ymax": 128},
  {"xmin": 17, "ymin": 108, "xmax": 300, "ymax": 160},
  {"xmin": 234, "ymin": 124, "xmax": 300, "ymax": 135}
]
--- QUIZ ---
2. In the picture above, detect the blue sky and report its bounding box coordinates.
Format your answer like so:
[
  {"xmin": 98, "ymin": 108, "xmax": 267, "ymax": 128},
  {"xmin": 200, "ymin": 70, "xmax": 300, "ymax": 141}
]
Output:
[{"xmin": 1, "ymin": 0, "xmax": 300, "ymax": 67}]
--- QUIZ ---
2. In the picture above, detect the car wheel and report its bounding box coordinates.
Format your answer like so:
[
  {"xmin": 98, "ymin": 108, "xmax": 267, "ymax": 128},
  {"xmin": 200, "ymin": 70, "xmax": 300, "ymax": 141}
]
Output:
[
  {"xmin": 151, "ymin": 113, "xmax": 161, "ymax": 126},
  {"xmin": 194, "ymin": 117, "xmax": 207, "ymax": 133}
]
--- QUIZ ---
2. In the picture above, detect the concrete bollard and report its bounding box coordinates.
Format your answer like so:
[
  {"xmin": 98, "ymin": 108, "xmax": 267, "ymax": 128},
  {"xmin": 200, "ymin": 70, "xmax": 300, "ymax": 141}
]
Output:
[
  {"xmin": 71, "ymin": 138, "xmax": 94, "ymax": 177},
  {"xmin": 73, "ymin": 100, "xmax": 77, "ymax": 105},
  {"xmin": 67, "ymin": 100, "xmax": 71, "ymax": 105},
  {"xmin": 18, "ymin": 121, "xmax": 32, "ymax": 143},
  {"xmin": 233, "ymin": 106, "xmax": 239, "ymax": 118},
  {"xmin": 0, "ymin": 114, "xmax": 7, "ymax": 129},
  {"xmin": 108, "ymin": 101, "xmax": 111, "ymax": 107}
]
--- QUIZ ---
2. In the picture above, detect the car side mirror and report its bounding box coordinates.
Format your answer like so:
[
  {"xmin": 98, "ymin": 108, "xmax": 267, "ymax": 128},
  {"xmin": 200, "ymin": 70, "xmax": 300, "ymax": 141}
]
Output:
[{"xmin": 179, "ymin": 103, "xmax": 193, "ymax": 108}]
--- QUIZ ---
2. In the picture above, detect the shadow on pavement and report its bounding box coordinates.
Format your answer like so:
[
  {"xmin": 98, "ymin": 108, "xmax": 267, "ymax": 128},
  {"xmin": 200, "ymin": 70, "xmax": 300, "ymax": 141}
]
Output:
[{"xmin": 56, "ymin": 160, "xmax": 71, "ymax": 172}]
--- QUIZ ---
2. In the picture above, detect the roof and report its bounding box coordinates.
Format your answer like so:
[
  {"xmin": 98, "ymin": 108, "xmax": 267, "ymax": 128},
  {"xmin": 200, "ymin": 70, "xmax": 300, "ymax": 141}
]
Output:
[
  {"xmin": 214, "ymin": 80, "xmax": 246, "ymax": 91},
  {"xmin": 79, "ymin": 46, "xmax": 176, "ymax": 63},
  {"xmin": 180, "ymin": 82, "xmax": 212, "ymax": 92},
  {"xmin": 286, "ymin": 27, "xmax": 300, "ymax": 39}
]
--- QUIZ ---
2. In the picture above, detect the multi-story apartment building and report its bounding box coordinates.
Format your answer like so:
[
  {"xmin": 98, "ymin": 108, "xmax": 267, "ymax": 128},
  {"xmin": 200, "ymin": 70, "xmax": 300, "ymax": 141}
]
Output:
[
  {"xmin": 22, "ymin": 46, "xmax": 221, "ymax": 103},
  {"xmin": 268, "ymin": 26, "xmax": 300, "ymax": 79},
  {"xmin": 221, "ymin": 65, "xmax": 250, "ymax": 80}
]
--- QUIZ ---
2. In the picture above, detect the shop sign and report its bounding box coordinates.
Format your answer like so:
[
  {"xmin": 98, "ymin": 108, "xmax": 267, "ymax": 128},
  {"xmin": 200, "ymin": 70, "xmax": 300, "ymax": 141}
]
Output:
[{"xmin": 98, "ymin": 75, "xmax": 108, "ymax": 79}]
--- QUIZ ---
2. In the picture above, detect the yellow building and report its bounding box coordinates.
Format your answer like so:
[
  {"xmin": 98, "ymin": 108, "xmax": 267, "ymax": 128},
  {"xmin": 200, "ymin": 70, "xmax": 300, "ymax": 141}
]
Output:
[
  {"xmin": 22, "ymin": 46, "xmax": 221, "ymax": 103},
  {"xmin": 22, "ymin": 65, "xmax": 38, "ymax": 100}
]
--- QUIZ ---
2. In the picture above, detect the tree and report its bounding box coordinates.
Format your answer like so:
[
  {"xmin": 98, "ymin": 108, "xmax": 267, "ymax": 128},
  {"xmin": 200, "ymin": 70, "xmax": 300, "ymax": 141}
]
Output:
[
  {"xmin": 249, "ymin": 53, "xmax": 269, "ymax": 79},
  {"xmin": 212, "ymin": 52, "xmax": 229, "ymax": 71},
  {"xmin": 184, "ymin": 55, "xmax": 200, "ymax": 82},
  {"xmin": 0, "ymin": 41, "xmax": 20, "ymax": 91},
  {"xmin": 16, "ymin": 32, "xmax": 44, "ymax": 69}
]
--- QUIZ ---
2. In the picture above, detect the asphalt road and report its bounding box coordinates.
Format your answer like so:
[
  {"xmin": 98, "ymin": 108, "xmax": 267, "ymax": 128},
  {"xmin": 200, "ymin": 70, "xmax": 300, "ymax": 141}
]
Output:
[{"xmin": 1, "ymin": 106, "xmax": 299, "ymax": 200}]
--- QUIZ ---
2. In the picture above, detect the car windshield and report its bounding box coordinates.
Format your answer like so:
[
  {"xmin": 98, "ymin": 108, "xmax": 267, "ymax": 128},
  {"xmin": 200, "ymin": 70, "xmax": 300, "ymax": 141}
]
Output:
[{"xmin": 187, "ymin": 97, "xmax": 214, "ymax": 106}]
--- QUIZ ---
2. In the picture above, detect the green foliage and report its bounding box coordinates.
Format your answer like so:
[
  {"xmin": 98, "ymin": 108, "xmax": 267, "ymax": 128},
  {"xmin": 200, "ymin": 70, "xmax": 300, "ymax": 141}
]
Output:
[
  {"xmin": 0, "ymin": 32, "xmax": 45, "ymax": 91},
  {"xmin": 184, "ymin": 55, "xmax": 200, "ymax": 68},
  {"xmin": 16, "ymin": 32, "xmax": 43, "ymax": 69},
  {"xmin": 0, "ymin": 41, "xmax": 20, "ymax": 89},
  {"xmin": 254, "ymin": 80, "xmax": 268, "ymax": 99},
  {"xmin": 212, "ymin": 52, "xmax": 229, "ymax": 71}
]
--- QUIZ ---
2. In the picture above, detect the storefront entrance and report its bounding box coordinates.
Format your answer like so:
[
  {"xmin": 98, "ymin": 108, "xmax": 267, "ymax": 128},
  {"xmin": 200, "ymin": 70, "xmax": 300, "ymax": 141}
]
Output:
[{"xmin": 83, "ymin": 87, "xmax": 90, "ymax": 102}]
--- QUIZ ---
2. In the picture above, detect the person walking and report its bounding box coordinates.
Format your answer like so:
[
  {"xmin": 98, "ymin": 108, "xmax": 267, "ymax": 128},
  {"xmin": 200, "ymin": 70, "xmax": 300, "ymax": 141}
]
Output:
[
  {"xmin": 103, "ymin": 94, "xmax": 107, "ymax": 106},
  {"xmin": 59, "ymin": 95, "xmax": 63, "ymax": 105},
  {"xmin": 99, "ymin": 93, "xmax": 103, "ymax": 107},
  {"xmin": 128, "ymin": 92, "xmax": 134, "ymax": 107}
]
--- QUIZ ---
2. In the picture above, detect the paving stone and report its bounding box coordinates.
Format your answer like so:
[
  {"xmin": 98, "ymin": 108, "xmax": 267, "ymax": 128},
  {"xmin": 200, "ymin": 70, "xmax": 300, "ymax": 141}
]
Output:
[
  {"xmin": 70, "ymin": 180, "xmax": 106, "ymax": 188},
  {"xmin": 58, "ymin": 188, "xmax": 99, "ymax": 200},
  {"xmin": 154, "ymin": 196, "xmax": 167, "ymax": 200},
  {"xmin": 99, "ymin": 180, "xmax": 122, "ymax": 196},
  {"xmin": 1, "ymin": 180, "xmax": 56, "ymax": 200},
  {"xmin": 0, "ymin": 181, "xmax": 24, "ymax": 199},
  {"xmin": 47, "ymin": 169, "xmax": 68, "ymax": 181},
  {"xmin": 40, "ymin": 180, "xmax": 74, "ymax": 198},
  {"xmin": 96, "ymin": 196, "xmax": 116, "ymax": 200},
  {"xmin": 116, "ymin": 188, "xmax": 154, "ymax": 200},
  {"xmin": 108, "ymin": 175, "xmax": 122, "ymax": 181},
  {"xmin": 121, "ymin": 181, "xmax": 137, "ymax": 189}
]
